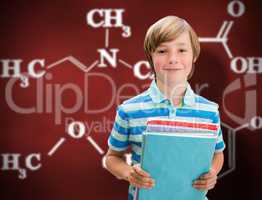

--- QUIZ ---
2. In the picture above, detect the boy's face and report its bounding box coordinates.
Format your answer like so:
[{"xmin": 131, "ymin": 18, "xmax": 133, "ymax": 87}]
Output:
[{"xmin": 151, "ymin": 31, "xmax": 195, "ymax": 86}]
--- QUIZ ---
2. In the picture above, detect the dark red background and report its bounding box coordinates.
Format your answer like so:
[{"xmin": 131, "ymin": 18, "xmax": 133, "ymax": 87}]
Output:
[{"xmin": 1, "ymin": 1, "xmax": 261, "ymax": 199}]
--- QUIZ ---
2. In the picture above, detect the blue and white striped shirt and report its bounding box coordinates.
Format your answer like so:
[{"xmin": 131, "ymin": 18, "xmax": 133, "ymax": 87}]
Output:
[{"xmin": 108, "ymin": 80, "xmax": 225, "ymax": 200}]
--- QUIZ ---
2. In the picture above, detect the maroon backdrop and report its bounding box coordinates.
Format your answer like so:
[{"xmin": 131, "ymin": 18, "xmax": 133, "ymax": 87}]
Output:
[{"xmin": 1, "ymin": 1, "xmax": 261, "ymax": 200}]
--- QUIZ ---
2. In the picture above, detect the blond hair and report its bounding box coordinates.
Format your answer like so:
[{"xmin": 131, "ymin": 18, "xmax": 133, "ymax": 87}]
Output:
[{"xmin": 144, "ymin": 16, "xmax": 200, "ymax": 79}]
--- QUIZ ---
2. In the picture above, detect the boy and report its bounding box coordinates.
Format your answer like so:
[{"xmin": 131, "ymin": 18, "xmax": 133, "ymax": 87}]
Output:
[{"xmin": 105, "ymin": 16, "xmax": 225, "ymax": 200}]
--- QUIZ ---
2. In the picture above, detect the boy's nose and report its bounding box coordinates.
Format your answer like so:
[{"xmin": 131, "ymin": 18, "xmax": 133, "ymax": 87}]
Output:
[{"xmin": 168, "ymin": 53, "xmax": 178, "ymax": 65}]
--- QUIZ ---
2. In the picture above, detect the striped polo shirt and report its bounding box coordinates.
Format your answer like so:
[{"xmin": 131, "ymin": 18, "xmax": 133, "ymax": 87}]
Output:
[{"xmin": 108, "ymin": 80, "xmax": 225, "ymax": 200}]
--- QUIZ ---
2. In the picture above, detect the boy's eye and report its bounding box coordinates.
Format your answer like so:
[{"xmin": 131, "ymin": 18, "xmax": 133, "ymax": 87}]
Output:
[
  {"xmin": 179, "ymin": 49, "xmax": 187, "ymax": 53},
  {"xmin": 156, "ymin": 49, "xmax": 167, "ymax": 54}
]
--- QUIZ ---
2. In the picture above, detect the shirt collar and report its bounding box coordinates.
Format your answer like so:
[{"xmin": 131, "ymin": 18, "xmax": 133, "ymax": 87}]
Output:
[{"xmin": 148, "ymin": 80, "xmax": 195, "ymax": 107}]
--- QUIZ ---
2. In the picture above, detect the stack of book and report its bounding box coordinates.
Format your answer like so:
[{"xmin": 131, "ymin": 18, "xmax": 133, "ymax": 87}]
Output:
[{"xmin": 136, "ymin": 118, "xmax": 218, "ymax": 200}]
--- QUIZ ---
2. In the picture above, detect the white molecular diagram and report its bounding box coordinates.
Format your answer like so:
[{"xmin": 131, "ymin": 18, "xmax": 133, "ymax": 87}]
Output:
[{"xmin": 1, "ymin": 0, "xmax": 261, "ymax": 180}]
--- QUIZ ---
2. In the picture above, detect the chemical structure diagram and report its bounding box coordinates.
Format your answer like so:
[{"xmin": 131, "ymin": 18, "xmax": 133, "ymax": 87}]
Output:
[
  {"xmin": 1, "ymin": 0, "xmax": 261, "ymax": 180},
  {"xmin": 219, "ymin": 116, "xmax": 262, "ymax": 178}
]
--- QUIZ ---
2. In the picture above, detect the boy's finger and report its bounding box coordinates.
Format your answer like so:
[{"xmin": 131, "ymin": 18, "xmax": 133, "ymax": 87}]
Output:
[
  {"xmin": 133, "ymin": 172, "xmax": 155, "ymax": 185},
  {"xmin": 193, "ymin": 184, "xmax": 207, "ymax": 191},
  {"xmin": 193, "ymin": 178, "xmax": 217, "ymax": 190},
  {"xmin": 193, "ymin": 181, "xmax": 216, "ymax": 190},
  {"xmin": 133, "ymin": 164, "xmax": 150, "ymax": 177},
  {"xmin": 193, "ymin": 179, "xmax": 207, "ymax": 185},
  {"xmin": 129, "ymin": 174, "xmax": 155, "ymax": 188},
  {"xmin": 129, "ymin": 173, "xmax": 146, "ymax": 188},
  {"xmin": 201, "ymin": 172, "xmax": 217, "ymax": 179},
  {"xmin": 193, "ymin": 178, "xmax": 216, "ymax": 186}
]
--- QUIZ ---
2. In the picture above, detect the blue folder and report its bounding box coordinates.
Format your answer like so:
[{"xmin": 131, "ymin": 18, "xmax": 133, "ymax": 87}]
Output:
[{"xmin": 137, "ymin": 132, "xmax": 217, "ymax": 200}]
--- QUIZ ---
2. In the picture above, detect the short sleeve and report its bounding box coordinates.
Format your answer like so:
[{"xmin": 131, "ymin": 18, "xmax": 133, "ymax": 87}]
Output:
[
  {"xmin": 108, "ymin": 106, "xmax": 130, "ymax": 151},
  {"xmin": 214, "ymin": 112, "xmax": 226, "ymax": 153}
]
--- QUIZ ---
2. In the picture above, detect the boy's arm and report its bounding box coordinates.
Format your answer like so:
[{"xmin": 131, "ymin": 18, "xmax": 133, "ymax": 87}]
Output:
[
  {"xmin": 211, "ymin": 151, "xmax": 224, "ymax": 174},
  {"xmin": 193, "ymin": 152, "xmax": 224, "ymax": 191},
  {"xmin": 105, "ymin": 148, "xmax": 155, "ymax": 189},
  {"xmin": 105, "ymin": 148, "xmax": 132, "ymax": 180}
]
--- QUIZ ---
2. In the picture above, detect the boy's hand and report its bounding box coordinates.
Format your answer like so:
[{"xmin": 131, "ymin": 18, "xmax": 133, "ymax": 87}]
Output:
[
  {"xmin": 192, "ymin": 168, "xmax": 217, "ymax": 191},
  {"xmin": 126, "ymin": 164, "xmax": 155, "ymax": 189}
]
